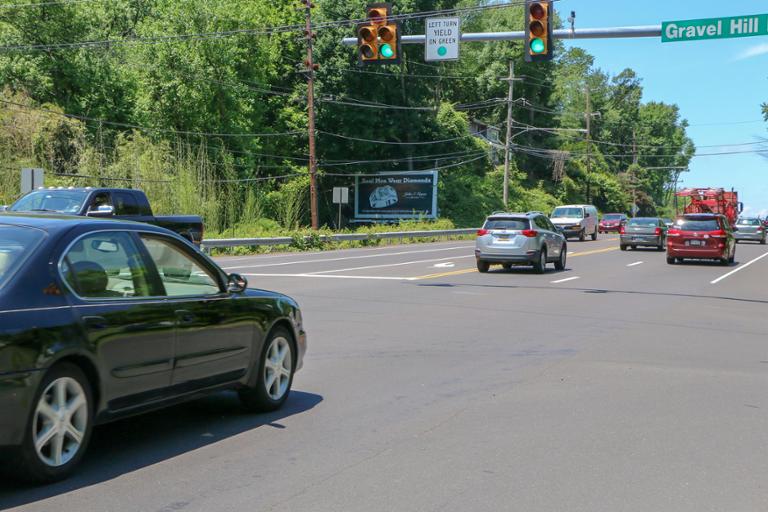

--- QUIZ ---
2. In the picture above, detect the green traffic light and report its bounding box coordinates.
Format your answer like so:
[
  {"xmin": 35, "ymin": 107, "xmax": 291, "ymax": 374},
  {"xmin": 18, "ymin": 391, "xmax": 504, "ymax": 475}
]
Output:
[
  {"xmin": 380, "ymin": 43, "xmax": 394, "ymax": 59},
  {"xmin": 530, "ymin": 38, "xmax": 545, "ymax": 54}
]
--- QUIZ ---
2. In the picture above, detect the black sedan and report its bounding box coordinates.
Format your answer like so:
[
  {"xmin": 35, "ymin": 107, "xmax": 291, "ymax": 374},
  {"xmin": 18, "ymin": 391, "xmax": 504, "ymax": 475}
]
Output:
[{"xmin": 0, "ymin": 214, "xmax": 306, "ymax": 483}]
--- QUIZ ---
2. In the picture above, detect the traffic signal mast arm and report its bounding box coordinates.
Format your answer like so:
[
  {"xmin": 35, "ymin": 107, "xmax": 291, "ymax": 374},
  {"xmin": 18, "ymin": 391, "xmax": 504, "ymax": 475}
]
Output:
[{"xmin": 342, "ymin": 25, "xmax": 662, "ymax": 46}]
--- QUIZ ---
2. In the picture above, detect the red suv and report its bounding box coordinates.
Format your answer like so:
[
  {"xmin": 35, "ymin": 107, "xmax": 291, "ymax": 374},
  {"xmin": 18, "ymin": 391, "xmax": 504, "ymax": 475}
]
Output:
[
  {"xmin": 598, "ymin": 213, "xmax": 628, "ymax": 233},
  {"xmin": 667, "ymin": 214, "xmax": 735, "ymax": 265}
]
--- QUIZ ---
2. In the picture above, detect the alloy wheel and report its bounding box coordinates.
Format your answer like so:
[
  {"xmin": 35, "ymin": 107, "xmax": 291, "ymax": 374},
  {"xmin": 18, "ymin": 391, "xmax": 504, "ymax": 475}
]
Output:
[
  {"xmin": 264, "ymin": 336, "xmax": 292, "ymax": 401},
  {"xmin": 33, "ymin": 377, "xmax": 88, "ymax": 467}
]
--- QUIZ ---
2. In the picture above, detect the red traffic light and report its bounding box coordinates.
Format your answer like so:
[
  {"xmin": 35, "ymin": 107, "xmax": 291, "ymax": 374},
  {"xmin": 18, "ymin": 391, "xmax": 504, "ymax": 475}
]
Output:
[{"xmin": 529, "ymin": 2, "xmax": 545, "ymax": 20}]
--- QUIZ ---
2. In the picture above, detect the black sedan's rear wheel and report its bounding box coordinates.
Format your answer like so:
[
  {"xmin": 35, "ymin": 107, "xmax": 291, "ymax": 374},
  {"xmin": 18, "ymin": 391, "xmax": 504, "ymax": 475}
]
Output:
[
  {"xmin": 16, "ymin": 363, "xmax": 94, "ymax": 483},
  {"xmin": 239, "ymin": 327, "xmax": 295, "ymax": 412}
]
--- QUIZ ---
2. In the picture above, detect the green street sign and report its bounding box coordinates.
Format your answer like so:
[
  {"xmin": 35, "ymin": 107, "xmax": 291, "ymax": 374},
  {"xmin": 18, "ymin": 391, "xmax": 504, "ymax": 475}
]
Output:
[{"xmin": 662, "ymin": 13, "xmax": 768, "ymax": 43}]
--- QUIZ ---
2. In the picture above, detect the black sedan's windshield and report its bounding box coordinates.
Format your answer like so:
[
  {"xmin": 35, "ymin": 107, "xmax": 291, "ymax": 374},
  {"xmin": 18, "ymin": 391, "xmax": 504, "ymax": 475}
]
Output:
[
  {"xmin": 0, "ymin": 225, "xmax": 46, "ymax": 288},
  {"xmin": 10, "ymin": 190, "xmax": 88, "ymax": 213}
]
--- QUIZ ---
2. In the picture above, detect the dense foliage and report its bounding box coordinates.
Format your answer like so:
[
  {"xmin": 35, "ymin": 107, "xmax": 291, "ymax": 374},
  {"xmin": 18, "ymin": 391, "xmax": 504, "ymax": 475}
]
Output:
[{"xmin": 0, "ymin": 0, "xmax": 694, "ymax": 230}]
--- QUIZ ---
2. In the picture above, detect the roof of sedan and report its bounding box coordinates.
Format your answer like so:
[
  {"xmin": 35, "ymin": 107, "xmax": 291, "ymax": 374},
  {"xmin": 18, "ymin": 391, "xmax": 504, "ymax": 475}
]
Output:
[{"xmin": 0, "ymin": 213, "xmax": 167, "ymax": 233}]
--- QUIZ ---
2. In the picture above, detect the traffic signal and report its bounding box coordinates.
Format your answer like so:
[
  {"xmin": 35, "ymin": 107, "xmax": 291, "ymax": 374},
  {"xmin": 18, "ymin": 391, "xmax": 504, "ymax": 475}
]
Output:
[
  {"xmin": 357, "ymin": 3, "xmax": 400, "ymax": 65},
  {"xmin": 524, "ymin": 0, "xmax": 553, "ymax": 62}
]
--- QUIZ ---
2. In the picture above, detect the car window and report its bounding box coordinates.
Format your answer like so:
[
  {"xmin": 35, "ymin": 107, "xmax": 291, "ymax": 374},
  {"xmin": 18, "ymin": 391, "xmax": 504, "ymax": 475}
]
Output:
[
  {"xmin": 10, "ymin": 190, "xmax": 88, "ymax": 213},
  {"xmin": 62, "ymin": 232, "xmax": 152, "ymax": 298},
  {"xmin": 140, "ymin": 235, "xmax": 221, "ymax": 297},
  {"xmin": 484, "ymin": 219, "xmax": 529, "ymax": 230},
  {"xmin": 603, "ymin": 214, "xmax": 623, "ymax": 220},
  {"xmin": 113, "ymin": 192, "xmax": 140, "ymax": 216},
  {"xmin": 551, "ymin": 207, "xmax": 584, "ymax": 218},
  {"xmin": 0, "ymin": 225, "xmax": 46, "ymax": 289},
  {"xmin": 533, "ymin": 216, "xmax": 550, "ymax": 230},
  {"xmin": 737, "ymin": 218, "xmax": 760, "ymax": 226},
  {"xmin": 627, "ymin": 218, "xmax": 659, "ymax": 227},
  {"xmin": 675, "ymin": 219, "xmax": 720, "ymax": 231}
]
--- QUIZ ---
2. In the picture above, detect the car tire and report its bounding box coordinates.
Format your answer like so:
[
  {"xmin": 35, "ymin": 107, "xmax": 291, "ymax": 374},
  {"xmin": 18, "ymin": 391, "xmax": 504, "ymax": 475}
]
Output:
[
  {"xmin": 15, "ymin": 362, "xmax": 94, "ymax": 483},
  {"xmin": 591, "ymin": 228, "xmax": 598, "ymax": 241},
  {"xmin": 631, "ymin": 245, "xmax": 637, "ymax": 250},
  {"xmin": 666, "ymin": 256, "xmax": 676, "ymax": 265},
  {"xmin": 533, "ymin": 248, "xmax": 547, "ymax": 274},
  {"xmin": 476, "ymin": 260, "xmax": 490, "ymax": 273},
  {"xmin": 502, "ymin": 263, "xmax": 512, "ymax": 271},
  {"xmin": 620, "ymin": 244, "xmax": 627, "ymax": 251},
  {"xmin": 579, "ymin": 229, "xmax": 586, "ymax": 242},
  {"xmin": 657, "ymin": 241, "xmax": 665, "ymax": 251},
  {"xmin": 761, "ymin": 237, "xmax": 766, "ymax": 245},
  {"xmin": 239, "ymin": 327, "xmax": 295, "ymax": 413},
  {"xmin": 554, "ymin": 245, "xmax": 567, "ymax": 270}
]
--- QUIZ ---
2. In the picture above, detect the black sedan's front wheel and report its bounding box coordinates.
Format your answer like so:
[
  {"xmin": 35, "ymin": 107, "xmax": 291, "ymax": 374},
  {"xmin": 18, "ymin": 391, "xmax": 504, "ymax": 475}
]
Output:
[
  {"xmin": 240, "ymin": 327, "xmax": 295, "ymax": 412},
  {"xmin": 16, "ymin": 363, "xmax": 94, "ymax": 483}
]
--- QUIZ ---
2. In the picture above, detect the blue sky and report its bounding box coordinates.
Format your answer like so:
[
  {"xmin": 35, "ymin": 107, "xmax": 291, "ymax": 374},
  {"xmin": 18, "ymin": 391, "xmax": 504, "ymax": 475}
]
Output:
[{"xmin": 554, "ymin": 0, "xmax": 768, "ymax": 217}]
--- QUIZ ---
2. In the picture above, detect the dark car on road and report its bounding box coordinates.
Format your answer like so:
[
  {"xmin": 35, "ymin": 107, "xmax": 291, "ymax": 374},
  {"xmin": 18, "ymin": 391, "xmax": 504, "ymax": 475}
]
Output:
[
  {"xmin": 598, "ymin": 213, "xmax": 628, "ymax": 234},
  {"xmin": 666, "ymin": 214, "xmax": 735, "ymax": 265},
  {"xmin": 619, "ymin": 217, "xmax": 667, "ymax": 251},
  {"xmin": 0, "ymin": 215, "xmax": 306, "ymax": 483},
  {"xmin": 5, "ymin": 188, "xmax": 203, "ymax": 246}
]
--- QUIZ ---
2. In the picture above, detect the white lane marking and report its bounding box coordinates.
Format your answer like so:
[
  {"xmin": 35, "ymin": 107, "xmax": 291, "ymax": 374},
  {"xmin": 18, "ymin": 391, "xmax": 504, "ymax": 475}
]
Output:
[
  {"xmin": 710, "ymin": 251, "xmax": 768, "ymax": 284},
  {"xmin": 307, "ymin": 255, "xmax": 474, "ymax": 275},
  {"xmin": 567, "ymin": 251, "xmax": 575, "ymax": 255},
  {"xmin": 626, "ymin": 261, "xmax": 644, "ymax": 267},
  {"xmin": 221, "ymin": 245, "xmax": 472, "ymax": 270},
  {"xmin": 433, "ymin": 262, "xmax": 455, "ymax": 268},
  {"xmin": 242, "ymin": 273, "xmax": 417, "ymax": 281},
  {"xmin": 551, "ymin": 276, "xmax": 581, "ymax": 284}
]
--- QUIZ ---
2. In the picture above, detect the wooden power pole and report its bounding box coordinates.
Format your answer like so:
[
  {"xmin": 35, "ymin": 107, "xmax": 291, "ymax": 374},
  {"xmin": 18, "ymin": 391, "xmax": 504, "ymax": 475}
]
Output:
[
  {"xmin": 502, "ymin": 61, "xmax": 515, "ymax": 208},
  {"xmin": 303, "ymin": 0, "xmax": 319, "ymax": 229}
]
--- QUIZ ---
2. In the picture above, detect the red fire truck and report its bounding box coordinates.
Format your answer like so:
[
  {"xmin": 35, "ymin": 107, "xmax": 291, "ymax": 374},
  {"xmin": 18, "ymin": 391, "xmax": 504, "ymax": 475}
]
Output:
[{"xmin": 675, "ymin": 188, "xmax": 743, "ymax": 227}]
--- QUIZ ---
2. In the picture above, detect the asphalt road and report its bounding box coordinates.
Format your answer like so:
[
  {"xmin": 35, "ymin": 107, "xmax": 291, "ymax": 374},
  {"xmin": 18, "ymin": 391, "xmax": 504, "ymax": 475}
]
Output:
[{"xmin": 3, "ymin": 236, "xmax": 768, "ymax": 511}]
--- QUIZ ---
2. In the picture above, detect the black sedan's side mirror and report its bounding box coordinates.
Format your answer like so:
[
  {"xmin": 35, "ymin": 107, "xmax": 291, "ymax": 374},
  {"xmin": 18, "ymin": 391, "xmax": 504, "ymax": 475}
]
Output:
[{"xmin": 227, "ymin": 273, "xmax": 248, "ymax": 293}]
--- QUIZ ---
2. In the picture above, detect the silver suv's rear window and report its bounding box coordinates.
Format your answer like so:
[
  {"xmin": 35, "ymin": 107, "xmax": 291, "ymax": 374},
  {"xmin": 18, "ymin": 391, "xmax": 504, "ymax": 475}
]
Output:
[
  {"xmin": 737, "ymin": 218, "xmax": 760, "ymax": 226},
  {"xmin": 484, "ymin": 218, "xmax": 529, "ymax": 230}
]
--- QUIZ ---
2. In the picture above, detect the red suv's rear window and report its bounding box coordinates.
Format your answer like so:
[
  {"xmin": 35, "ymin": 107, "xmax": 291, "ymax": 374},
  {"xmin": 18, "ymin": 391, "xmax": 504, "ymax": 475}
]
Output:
[{"xmin": 676, "ymin": 219, "xmax": 720, "ymax": 231}]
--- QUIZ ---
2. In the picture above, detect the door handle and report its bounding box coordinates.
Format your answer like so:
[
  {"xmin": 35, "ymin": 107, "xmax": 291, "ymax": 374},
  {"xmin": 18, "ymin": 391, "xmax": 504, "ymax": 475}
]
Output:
[
  {"xmin": 82, "ymin": 316, "xmax": 108, "ymax": 330},
  {"xmin": 175, "ymin": 310, "xmax": 195, "ymax": 325}
]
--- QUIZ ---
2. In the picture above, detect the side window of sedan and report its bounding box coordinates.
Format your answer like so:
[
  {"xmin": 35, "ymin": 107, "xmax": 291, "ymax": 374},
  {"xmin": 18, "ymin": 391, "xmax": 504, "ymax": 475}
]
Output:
[
  {"xmin": 140, "ymin": 235, "xmax": 221, "ymax": 297},
  {"xmin": 62, "ymin": 232, "xmax": 152, "ymax": 298}
]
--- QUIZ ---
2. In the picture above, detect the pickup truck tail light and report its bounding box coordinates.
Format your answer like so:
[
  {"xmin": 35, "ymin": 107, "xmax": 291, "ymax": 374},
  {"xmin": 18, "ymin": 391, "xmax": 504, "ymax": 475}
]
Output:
[
  {"xmin": 654, "ymin": 227, "xmax": 662, "ymax": 236},
  {"xmin": 618, "ymin": 225, "xmax": 625, "ymax": 234},
  {"xmin": 522, "ymin": 229, "xmax": 538, "ymax": 238}
]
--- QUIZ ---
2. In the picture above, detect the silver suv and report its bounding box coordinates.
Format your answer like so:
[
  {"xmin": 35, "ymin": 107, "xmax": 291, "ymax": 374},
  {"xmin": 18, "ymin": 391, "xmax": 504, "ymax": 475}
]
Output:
[{"xmin": 475, "ymin": 212, "xmax": 567, "ymax": 273}]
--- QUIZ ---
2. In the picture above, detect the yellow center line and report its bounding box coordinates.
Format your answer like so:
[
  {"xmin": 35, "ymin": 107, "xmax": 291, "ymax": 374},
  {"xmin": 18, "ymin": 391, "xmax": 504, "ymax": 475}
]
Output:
[
  {"xmin": 569, "ymin": 246, "xmax": 619, "ymax": 257},
  {"xmin": 413, "ymin": 244, "xmax": 619, "ymax": 280}
]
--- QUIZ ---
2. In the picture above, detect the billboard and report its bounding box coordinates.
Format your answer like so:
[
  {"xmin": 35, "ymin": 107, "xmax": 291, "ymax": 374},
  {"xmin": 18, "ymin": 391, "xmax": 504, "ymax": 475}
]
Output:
[{"xmin": 354, "ymin": 171, "xmax": 438, "ymax": 220}]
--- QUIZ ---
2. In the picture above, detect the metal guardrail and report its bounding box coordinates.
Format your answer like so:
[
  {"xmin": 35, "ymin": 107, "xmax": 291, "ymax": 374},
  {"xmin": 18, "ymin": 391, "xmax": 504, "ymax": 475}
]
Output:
[{"xmin": 201, "ymin": 228, "xmax": 477, "ymax": 250}]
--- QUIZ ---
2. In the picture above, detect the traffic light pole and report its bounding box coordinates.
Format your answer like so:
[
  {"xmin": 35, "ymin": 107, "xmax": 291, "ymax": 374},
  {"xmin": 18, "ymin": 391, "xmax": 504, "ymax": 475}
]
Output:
[{"xmin": 303, "ymin": 0, "xmax": 319, "ymax": 230}]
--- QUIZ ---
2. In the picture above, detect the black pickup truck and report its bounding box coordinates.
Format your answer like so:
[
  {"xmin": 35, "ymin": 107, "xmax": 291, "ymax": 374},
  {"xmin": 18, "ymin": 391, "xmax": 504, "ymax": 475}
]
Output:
[{"xmin": 4, "ymin": 187, "xmax": 204, "ymax": 245}]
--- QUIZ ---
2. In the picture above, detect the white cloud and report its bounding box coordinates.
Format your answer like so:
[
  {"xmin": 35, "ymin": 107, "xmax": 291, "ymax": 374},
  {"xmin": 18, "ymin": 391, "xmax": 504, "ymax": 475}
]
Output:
[
  {"xmin": 735, "ymin": 43, "xmax": 768, "ymax": 60},
  {"xmin": 741, "ymin": 205, "xmax": 768, "ymax": 218}
]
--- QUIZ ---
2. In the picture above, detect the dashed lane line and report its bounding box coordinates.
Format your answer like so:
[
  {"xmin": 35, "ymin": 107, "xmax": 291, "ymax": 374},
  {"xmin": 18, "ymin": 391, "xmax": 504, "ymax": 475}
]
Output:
[
  {"xmin": 551, "ymin": 276, "xmax": 581, "ymax": 284},
  {"xmin": 626, "ymin": 261, "xmax": 644, "ymax": 267},
  {"xmin": 710, "ymin": 251, "xmax": 768, "ymax": 285},
  {"xmin": 306, "ymin": 255, "xmax": 474, "ymax": 275},
  {"xmin": 241, "ymin": 273, "xmax": 418, "ymax": 281}
]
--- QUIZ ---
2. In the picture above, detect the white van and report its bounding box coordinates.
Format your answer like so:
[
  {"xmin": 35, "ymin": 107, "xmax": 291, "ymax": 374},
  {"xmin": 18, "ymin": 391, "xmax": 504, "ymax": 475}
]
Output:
[{"xmin": 550, "ymin": 204, "xmax": 599, "ymax": 241}]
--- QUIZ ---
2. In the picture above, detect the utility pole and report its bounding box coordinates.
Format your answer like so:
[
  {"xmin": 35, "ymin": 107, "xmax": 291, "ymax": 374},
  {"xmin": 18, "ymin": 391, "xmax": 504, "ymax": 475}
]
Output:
[
  {"xmin": 502, "ymin": 61, "xmax": 515, "ymax": 208},
  {"xmin": 302, "ymin": 0, "xmax": 319, "ymax": 230},
  {"xmin": 631, "ymin": 129, "xmax": 638, "ymax": 217},
  {"xmin": 584, "ymin": 85, "xmax": 591, "ymax": 203}
]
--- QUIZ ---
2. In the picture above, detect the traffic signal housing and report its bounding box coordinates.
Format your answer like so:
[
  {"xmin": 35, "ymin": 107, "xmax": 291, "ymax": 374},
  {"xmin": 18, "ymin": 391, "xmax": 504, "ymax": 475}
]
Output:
[
  {"xmin": 525, "ymin": 0, "xmax": 553, "ymax": 62},
  {"xmin": 357, "ymin": 3, "xmax": 401, "ymax": 65}
]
